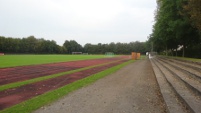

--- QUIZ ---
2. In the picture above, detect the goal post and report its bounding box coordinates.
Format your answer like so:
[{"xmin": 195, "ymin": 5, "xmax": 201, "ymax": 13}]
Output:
[
  {"xmin": 105, "ymin": 52, "xmax": 115, "ymax": 57},
  {"xmin": 72, "ymin": 52, "xmax": 82, "ymax": 55}
]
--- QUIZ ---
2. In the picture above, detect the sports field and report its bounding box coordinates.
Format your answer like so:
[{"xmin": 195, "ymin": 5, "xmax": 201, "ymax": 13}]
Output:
[
  {"xmin": 0, "ymin": 55, "xmax": 106, "ymax": 68},
  {"xmin": 0, "ymin": 54, "xmax": 132, "ymax": 113}
]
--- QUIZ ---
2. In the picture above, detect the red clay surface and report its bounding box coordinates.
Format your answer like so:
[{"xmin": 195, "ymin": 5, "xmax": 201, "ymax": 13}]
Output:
[
  {"xmin": 0, "ymin": 57, "xmax": 126, "ymax": 85},
  {"xmin": 0, "ymin": 56, "xmax": 130, "ymax": 110}
]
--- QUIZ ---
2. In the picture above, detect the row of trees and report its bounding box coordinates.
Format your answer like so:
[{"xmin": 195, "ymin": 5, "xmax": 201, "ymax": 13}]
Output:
[
  {"xmin": 83, "ymin": 42, "xmax": 149, "ymax": 54},
  {"xmin": 0, "ymin": 36, "xmax": 151, "ymax": 55},
  {"xmin": 148, "ymin": 0, "xmax": 201, "ymax": 58},
  {"xmin": 0, "ymin": 36, "xmax": 63, "ymax": 54}
]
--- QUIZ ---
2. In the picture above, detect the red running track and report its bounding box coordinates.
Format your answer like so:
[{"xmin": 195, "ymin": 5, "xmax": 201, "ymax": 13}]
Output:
[
  {"xmin": 0, "ymin": 59, "xmax": 129, "ymax": 110},
  {"xmin": 0, "ymin": 57, "xmax": 127, "ymax": 85}
]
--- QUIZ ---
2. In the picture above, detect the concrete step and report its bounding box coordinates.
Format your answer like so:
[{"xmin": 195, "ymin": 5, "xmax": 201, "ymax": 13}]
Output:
[
  {"xmin": 158, "ymin": 57, "xmax": 201, "ymax": 73},
  {"xmin": 158, "ymin": 58, "xmax": 201, "ymax": 83},
  {"xmin": 161, "ymin": 56, "xmax": 201, "ymax": 68},
  {"xmin": 151, "ymin": 57, "xmax": 201, "ymax": 113},
  {"xmin": 150, "ymin": 59, "xmax": 187, "ymax": 113},
  {"xmin": 157, "ymin": 59, "xmax": 201, "ymax": 97}
]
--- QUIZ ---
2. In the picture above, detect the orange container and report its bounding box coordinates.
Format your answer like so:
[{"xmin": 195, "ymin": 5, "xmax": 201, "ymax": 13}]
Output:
[
  {"xmin": 131, "ymin": 52, "xmax": 137, "ymax": 60},
  {"xmin": 137, "ymin": 53, "xmax": 141, "ymax": 59}
]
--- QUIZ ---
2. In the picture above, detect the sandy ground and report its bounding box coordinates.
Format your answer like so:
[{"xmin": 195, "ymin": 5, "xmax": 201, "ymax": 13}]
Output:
[{"xmin": 33, "ymin": 58, "xmax": 166, "ymax": 113}]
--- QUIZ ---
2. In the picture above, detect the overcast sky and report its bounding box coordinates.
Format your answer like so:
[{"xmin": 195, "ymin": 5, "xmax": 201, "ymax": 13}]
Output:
[{"xmin": 0, "ymin": 0, "xmax": 156, "ymax": 46}]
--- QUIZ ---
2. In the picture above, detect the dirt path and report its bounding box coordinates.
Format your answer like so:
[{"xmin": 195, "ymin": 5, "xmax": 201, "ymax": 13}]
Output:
[{"xmin": 33, "ymin": 58, "xmax": 166, "ymax": 113}]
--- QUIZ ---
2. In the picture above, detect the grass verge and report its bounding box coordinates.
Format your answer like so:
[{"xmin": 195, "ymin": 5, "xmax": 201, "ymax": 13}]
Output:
[
  {"xmin": 139, "ymin": 55, "xmax": 146, "ymax": 60},
  {"xmin": 164, "ymin": 56, "xmax": 201, "ymax": 62},
  {"xmin": 0, "ymin": 59, "xmax": 125, "ymax": 91},
  {"xmin": 176, "ymin": 57, "xmax": 201, "ymax": 62},
  {"xmin": 0, "ymin": 60, "xmax": 134, "ymax": 113}
]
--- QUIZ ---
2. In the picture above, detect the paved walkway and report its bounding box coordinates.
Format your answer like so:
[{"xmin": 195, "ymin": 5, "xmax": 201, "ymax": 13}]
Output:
[{"xmin": 33, "ymin": 59, "xmax": 166, "ymax": 113}]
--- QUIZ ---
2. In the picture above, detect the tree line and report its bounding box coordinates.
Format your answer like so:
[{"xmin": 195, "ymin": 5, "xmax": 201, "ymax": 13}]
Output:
[
  {"xmin": 148, "ymin": 0, "xmax": 201, "ymax": 58},
  {"xmin": 82, "ymin": 42, "xmax": 150, "ymax": 54},
  {"xmin": 0, "ymin": 36, "xmax": 151, "ymax": 55},
  {"xmin": 0, "ymin": 36, "xmax": 63, "ymax": 54}
]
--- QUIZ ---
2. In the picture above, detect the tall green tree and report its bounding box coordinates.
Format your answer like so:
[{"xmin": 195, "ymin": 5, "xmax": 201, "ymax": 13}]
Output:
[
  {"xmin": 184, "ymin": 0, "xmax": 201, "ymax": 31},
  {"xmin": 63, "ymin": 40, "xmax": 82, "ymax": 54},
  {"xmin": 149, "ymin": 0, "xmax": 200, "ymax": 57}
]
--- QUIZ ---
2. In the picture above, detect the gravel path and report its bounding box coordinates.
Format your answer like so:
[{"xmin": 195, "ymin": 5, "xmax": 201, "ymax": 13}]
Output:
[{"xmin": 33, "ymin": 59, "xmax": 166, "ymax": 113}]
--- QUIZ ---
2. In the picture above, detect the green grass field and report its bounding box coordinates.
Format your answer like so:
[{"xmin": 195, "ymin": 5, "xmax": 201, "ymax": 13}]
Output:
[
  {"xmin": 177, "ymin": 57, "xmax": 201, "ymax": 62},
  {"xmin": 165, "ymin": 56, "xmax": 201, "ymax": 62},
  {"xmin": 0, "ymin": 55, "xmax": 107, "ymax": 68}
]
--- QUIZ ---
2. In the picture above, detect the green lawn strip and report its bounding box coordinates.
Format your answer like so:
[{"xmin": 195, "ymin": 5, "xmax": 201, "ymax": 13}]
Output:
[
  {"xmin": 139, "ymin": 55, "xmax": 146, "ymax": 60},
  {"xmin": 164, "ymin": 56, "xmax": 201, "ymax": 62},
  {"xmin": 0, "ymin": 55, "xmax": 108, "ymax": 68},
  {"xmin": 0, "ymin": 60, "xmax": 134, "ymax": 113},
  {"xmin": 178, "ymin": 57, "xmax": 201, "ymax": 62},
  {"xmin": 0, "ymin": 59, "xmax": 127, "ymax": 91}
]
